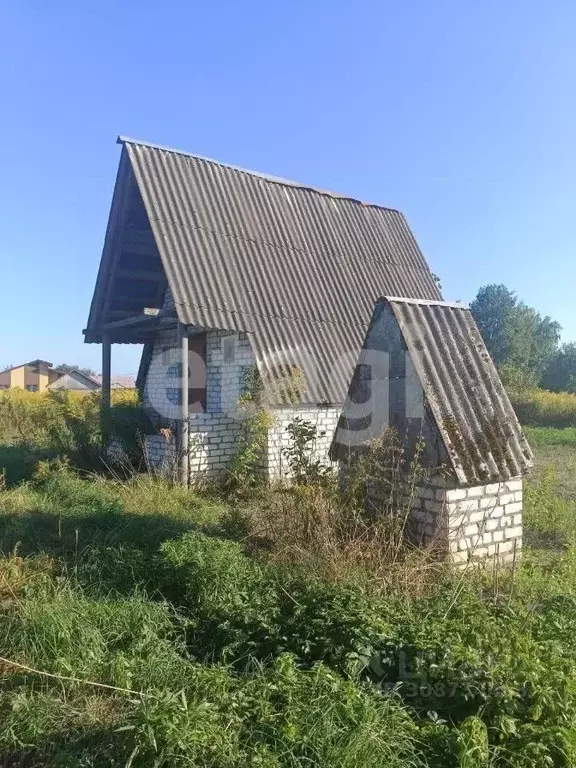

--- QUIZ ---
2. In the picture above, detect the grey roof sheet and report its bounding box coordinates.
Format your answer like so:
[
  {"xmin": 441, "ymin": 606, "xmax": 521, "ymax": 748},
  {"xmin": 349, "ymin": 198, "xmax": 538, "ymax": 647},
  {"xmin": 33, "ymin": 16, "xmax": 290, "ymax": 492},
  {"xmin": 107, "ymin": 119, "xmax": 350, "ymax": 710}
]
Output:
[
  {"xmin": 94, "ymin": 374, "xmax": 136, "ymax": 389},
  {"xmin": 335, "ymin": 297, "xmax": 533, "ymax": 485},
  {"xmin": 120, "ymin": 138, "xmax": 442, "ymax": 403},
  {"xmin": 48, "ymin": 370, "xmax": 101, "ymax": 390}
]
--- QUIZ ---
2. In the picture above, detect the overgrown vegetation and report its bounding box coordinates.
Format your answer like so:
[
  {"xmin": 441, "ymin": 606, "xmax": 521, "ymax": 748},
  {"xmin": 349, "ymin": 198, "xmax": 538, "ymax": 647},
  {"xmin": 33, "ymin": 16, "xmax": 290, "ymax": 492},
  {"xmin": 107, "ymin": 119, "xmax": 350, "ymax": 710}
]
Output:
[
  {"xmin": 510, "ymin": 388, "xmax": 576, "ymax": 428},
  {"xmin": 0, "ymin": 388, "xmax": 150, "ymax": 480},
  {"xmin": 283, "ymin": 416, "xmax": 330, "ymax": 485},
  {"xmin": 1, "ymin": 419, "xmax": 576, "ymax": 766},
  {"xmin": 225, "ymin": 365, "xmax": 276, "ymax": 494}
]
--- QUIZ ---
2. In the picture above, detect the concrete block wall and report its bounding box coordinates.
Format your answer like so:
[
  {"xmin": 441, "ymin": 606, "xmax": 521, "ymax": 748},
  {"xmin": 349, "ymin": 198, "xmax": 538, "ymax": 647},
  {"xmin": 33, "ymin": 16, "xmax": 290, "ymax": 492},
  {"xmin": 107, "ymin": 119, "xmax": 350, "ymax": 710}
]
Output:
[{"xmin": 267, "ymin": 406, "xmax": 340, "ymax": 480}]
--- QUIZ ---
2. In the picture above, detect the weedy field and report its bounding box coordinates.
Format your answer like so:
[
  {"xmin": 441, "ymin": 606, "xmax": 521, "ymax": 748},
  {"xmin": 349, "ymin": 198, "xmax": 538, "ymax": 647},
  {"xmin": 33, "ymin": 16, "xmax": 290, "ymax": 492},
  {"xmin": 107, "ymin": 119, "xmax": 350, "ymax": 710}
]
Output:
[
  {"xmin": 524, "ymin": 427, "xmax": 576, "ymax": 500},
  {"xmin": 0, "ymin": 417, "xmax": 576, "ymax": 766}
]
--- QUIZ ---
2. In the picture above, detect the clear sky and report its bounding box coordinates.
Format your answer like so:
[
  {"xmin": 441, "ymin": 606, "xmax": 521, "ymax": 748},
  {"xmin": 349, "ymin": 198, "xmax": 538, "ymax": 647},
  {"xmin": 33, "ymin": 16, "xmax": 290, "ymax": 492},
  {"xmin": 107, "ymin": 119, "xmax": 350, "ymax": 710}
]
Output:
[{"xmin": 1, "ymin": 0, "xmax": 575, "ymax": 374}]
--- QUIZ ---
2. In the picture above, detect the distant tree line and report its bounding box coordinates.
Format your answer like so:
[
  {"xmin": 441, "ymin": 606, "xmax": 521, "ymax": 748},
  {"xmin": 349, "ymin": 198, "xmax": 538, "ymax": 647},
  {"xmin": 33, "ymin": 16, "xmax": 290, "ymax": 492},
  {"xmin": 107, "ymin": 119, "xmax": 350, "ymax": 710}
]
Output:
[{"xmin": 470, "ymin": 284, "xmax": 576, "ymax": 393}]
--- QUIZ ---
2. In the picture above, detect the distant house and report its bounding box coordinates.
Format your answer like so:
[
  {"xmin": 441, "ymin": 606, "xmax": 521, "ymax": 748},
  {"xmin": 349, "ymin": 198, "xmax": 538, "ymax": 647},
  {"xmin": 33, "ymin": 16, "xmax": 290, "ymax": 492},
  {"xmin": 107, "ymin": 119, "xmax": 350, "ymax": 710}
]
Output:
[
  {"xmin": 93, "ymin": 374, "xmax": 135, "ymax": 390},
  {"xmin": 47, "ymin": 370, "xmax": 101, "ymax": 391},
  {"xmin": 47, "ymin": 371, "xmax": 135, "ymax": 391},
  {"xmin": 0, "ymin": 360, "xmax": 62, "ymax": 391}
]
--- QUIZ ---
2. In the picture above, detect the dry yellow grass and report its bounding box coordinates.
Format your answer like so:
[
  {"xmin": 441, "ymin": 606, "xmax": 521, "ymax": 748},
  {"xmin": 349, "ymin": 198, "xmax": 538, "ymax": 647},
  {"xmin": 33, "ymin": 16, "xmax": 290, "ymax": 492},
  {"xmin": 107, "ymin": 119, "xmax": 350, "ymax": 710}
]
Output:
[
  {"xmin": 0, "ymin": 388, "xmax": 139, "ymax": 444},
  {"xmin": 512, "ymin": 387, "xmax": 576, "ymax": 428}
]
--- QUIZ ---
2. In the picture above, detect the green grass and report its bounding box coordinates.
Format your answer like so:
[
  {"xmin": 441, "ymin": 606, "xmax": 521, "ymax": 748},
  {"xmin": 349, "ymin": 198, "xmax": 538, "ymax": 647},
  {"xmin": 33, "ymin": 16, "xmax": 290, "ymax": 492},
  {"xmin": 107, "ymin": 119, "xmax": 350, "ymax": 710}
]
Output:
[
  {"xmin": 524, "ymin": 426, "xmax": 576, "ymax": 499},
  {"xmin": 524, "ymin": 426, "xmax": 576, "ymax": 447},
  {"xmin": 2, "ymin": 454, "xmax": 576, "ymax": 765}
]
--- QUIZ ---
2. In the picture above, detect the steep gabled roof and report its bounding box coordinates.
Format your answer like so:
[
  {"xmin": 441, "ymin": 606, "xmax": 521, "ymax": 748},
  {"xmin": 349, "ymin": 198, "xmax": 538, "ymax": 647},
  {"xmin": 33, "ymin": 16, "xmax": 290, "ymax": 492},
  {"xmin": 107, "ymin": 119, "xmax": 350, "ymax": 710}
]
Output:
[
  {"xmin": 331, "ymin": 297, "xmax": 533, "ymax": 485},
  {"xmin": 48, "ymin": 369, "xmax": 101, "ymax": 390},
  {"xmin": 85, "ymin": 138, "xmax": 442, "ymax": 403}
]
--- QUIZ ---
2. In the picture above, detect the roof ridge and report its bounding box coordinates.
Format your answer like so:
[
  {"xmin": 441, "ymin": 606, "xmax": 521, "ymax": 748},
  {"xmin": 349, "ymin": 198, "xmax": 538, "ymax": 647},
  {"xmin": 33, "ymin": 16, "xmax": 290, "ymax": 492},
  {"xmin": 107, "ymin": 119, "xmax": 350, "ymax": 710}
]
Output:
[
  {"xmin": 60, "ymin": 368, "xmax": 101, "ymax": 384},
  {"xmin": 118, "ymin": 135, "xmax": 401, "ymax": 213},
  {"xmin": 384, "ymin": 296, "xmax": 468, "ymax": 309}
]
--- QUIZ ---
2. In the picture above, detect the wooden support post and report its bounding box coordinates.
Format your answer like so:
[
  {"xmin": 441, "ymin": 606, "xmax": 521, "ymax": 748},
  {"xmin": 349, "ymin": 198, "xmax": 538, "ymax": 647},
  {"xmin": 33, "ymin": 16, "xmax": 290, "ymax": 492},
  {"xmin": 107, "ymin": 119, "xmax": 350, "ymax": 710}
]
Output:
[
  {"xmin": 101, "ymin": 333, "xmax": 112, "ymax": 444},
  {"xmin": 179, "ymin": 324, "xmax": 189, "ymax": 485}
]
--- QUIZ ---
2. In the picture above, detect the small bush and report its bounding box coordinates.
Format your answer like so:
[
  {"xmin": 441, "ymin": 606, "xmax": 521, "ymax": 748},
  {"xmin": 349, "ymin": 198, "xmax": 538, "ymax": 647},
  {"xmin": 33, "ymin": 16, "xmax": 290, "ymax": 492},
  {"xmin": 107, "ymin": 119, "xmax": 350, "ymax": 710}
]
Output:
[{"xmin": 283, "ymin": 416, "xmax": 332, "ymax": 485}]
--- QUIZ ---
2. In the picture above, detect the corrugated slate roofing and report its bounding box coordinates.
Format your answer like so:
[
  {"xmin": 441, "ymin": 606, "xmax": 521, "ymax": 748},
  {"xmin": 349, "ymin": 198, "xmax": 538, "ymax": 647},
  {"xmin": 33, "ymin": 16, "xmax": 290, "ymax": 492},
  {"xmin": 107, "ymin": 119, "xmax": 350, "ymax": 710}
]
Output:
[
  {"xmin": 117, "ymin": 138, "xmax": 442, "ymax": 403},
  {"xmin": 333, "ymin": 297, "xmax": 533, "ymax": 485}
]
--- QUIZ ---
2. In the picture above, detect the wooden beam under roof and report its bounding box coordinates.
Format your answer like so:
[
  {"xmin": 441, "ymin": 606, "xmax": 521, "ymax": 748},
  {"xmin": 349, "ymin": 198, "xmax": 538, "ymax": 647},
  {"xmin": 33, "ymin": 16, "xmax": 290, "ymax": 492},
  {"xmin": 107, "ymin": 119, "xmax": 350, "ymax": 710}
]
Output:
[
  {"xmin": 100, "ymin": 155, "xmax": 135, "ymax": 328},
  {"xmin": 101, "ymin": 310, "xmax": 160, "ymax": 331},
  {"xmin": 121, "ymin": 226, "xmax": 157, "ymax": 250},
  {"xmin": 116, "ymin": 267, "xmax": 163, "ymax": 282}
]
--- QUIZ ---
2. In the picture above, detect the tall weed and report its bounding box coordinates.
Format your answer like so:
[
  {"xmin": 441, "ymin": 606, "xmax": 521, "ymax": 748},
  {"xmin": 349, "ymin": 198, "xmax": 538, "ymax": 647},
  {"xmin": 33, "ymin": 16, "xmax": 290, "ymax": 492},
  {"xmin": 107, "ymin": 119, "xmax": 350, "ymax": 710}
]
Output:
[{"xmin": 0, "ymin": 388, "xmax": 148, "ymax": 477}]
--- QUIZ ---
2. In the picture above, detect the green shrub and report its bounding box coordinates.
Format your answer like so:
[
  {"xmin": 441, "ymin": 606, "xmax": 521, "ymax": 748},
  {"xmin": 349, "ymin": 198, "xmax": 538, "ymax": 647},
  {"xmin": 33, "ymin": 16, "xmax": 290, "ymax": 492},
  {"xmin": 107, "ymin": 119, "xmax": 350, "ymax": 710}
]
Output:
[
  {"xmin": 283, "ymin": 416, "xmax": 332, "ymax": 485},
  {"xmin": 160, "ymin": 532, "xmax": 390, "ymax": 668},
  {"xmin": 161, "ymin": 532, "xmax": 280, "ymax": 661}
]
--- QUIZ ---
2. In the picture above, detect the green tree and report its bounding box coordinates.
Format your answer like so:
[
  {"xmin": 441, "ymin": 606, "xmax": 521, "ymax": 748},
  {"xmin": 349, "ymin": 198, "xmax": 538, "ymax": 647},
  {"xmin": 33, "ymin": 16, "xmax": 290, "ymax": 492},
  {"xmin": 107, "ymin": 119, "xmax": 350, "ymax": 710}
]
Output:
[
  {"xmin": 469, "ymin": 285, "xmax": 517, "ymax": 366},
  {"xmin": 470, "ymin": 285, "xmax": 561, "ymax": 389},
  {"xmin": 541, "ymin": 343, "xmax": 576, "ymax": 393}
]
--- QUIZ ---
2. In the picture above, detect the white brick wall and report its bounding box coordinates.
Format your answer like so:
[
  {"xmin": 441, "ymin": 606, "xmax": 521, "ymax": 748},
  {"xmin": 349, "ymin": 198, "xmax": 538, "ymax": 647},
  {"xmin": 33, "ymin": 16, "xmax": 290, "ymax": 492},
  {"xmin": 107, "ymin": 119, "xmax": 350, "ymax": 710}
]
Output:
[
  {"xmin": 446, "ymin": 478, "xmax": 523, "ymax": 564},
  {"xmin": 409, "ymin": 475, "xmax": 449, "ymax": 544},
  {"xmin": 409, "ymin": 476, "xmax": 523, "ymax": 564},
  {"xmin": 267, "ymin": 406, "xmax": 341, "ymax": 480},
  {"xmin": 141, "ymin": 299, "xmax": 340, "ymax": 483}
]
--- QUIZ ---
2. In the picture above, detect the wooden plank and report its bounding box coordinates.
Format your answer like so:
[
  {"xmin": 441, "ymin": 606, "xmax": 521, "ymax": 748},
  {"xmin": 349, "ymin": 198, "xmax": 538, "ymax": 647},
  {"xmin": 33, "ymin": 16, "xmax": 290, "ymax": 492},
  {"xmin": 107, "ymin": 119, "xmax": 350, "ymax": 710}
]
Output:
[
  {"xmin": 102, "ymin": 314, "xmax": 158, "ymax": 331},
  {"xmin": 120, "ymin": 227, "xmax": 157, "ymax": 250},
  {"xmin": 107, "ymin": 310, "xmax": 134, "ymax": 319},
  {"xmin": 101, "ymin": 158, "xmax": 135, "ymax": 326},
  {"xmin": 109, "ymin": 296, "xmax": 159, "ymax": 309},
  {"xmin": 116, "ymin": 267, "xmax": 163, "ymax": 282}
]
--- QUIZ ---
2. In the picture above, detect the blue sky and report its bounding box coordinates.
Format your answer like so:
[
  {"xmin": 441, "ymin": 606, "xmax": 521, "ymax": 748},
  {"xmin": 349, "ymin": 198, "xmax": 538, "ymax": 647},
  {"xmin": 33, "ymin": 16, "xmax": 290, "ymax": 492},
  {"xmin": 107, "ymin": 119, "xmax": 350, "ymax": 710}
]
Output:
[{"xmin": 1, "ymin": 0, "xmax": 575, "ymax": 374}]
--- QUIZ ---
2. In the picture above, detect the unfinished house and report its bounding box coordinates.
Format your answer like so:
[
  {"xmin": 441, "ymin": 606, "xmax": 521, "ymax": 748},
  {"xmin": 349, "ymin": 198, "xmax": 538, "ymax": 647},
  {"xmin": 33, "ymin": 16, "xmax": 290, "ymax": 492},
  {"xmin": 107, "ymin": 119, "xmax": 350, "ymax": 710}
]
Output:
[
  {"xmin": 85, "ymin": 136, "xmax": 452, "ymax": 482},
  {"xmin": 330, "ymin": 297, "xmax": 533, "ymax": 563}
]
